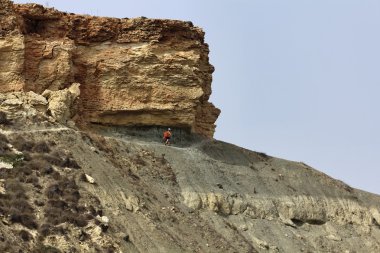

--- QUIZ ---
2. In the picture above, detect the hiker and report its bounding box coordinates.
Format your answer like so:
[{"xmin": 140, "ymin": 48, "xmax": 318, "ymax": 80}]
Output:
[{"xmin": 163, "ymin": 128, "xmax": 172, "ymax": 145}]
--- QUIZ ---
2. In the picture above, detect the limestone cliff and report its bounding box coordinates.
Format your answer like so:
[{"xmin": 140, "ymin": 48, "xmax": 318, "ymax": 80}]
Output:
[
  {"xmin": 0, "ymin": 0, "xmax": 220, "ymax": 137},
  {"xmin": 3, "ymin": 1, "xmax": 380, "ymax": 253}
]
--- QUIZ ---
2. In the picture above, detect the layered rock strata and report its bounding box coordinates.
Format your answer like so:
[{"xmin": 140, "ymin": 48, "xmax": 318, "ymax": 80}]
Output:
[{"xmin": 0, "ymin": 0, "xmax": 220, "ymax": 137}]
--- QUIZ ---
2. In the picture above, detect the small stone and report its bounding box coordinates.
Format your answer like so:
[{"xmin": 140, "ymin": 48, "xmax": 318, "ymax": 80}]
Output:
[
  {"xmin": 326, "ymin": 234, "xmax": 342, "ymax": 241},
  {"xmin": 3, "ymin": 98, "xmax": 22, "ymax": 106},
  {"xmin": 100, "ymin": 216, "xmax": 109, "ymax": 224},
  {"xmin": 67, "ymin": 120, "xmax": 76, "ymax": 128},
  {"xmin": 270, "ymin": 245, "xmax": 279, "ymax": 252},
  {"xmin": 63, "ymin": 167, "xmax": 72, "ymax": 172},
  {"xmin": 84, "ymin": 174, "xmax": 95, "ymax": 184},
  {"xmin": 123, "ymin": 195, "xmax": 139, "ymax": 212},
  {"xmin": 0, "ymin": 161, "xmax": 13, "ymax": 169},
  {"xmin": 240, "ymin": 225, "xmax": 248, "ymax": 231},
  {"xmin": 2, "ymin": 218, "xmax": 10, "ymax": 225}
]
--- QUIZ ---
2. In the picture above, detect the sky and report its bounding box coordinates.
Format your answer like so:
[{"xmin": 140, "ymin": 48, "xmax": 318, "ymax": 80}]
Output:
[{"xmin": 13, "ymin": 0, "xmax": 380, "ymax": 195}]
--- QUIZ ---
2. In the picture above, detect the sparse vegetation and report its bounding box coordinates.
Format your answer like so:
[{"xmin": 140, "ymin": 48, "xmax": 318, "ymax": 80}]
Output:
[
  {"xmin": 159, "ymin": 153, "xmax": 167, "ymax": 165},
  {"xmin": 0, "ymin": 132, "xmax": 102, "ymax": 250},
  {"xmin": 0, "ymin": 179, "xmax": 38, "ymax": 229},
  {"xmin": 257, "ymin": 152, "xmax": 269, "ymax": 160},
  {"xmin": 0, "ymin": 133, "xmax": 10, "ymax": 153},
  {"xmin": 132, "ymin": 154, "xmax": 147, "ymax": 166},
  {"xmin": 0, "ymin": 132, "xmax": 8, "ymax": 143},
  {"xmin": 0, "ymin": 111, "xmax": 10, "ymax": 125},
  {"xmin": 33, "ymin": 243, "xmax": 62, "ymax": 253},
  {"xmin": 42, "ymin": 177, "xmax": 94, "ymax": 233},
  {"xmin": 19, "ymin": 229, "xmax": 33, "ymax": 241},
  {"xmin": 32, "ymin": 141, "xmax": 51, "ymax": 153},
  {"xmin": 11, "ymin": 135, "xmax": 34, "ymax": 152}
]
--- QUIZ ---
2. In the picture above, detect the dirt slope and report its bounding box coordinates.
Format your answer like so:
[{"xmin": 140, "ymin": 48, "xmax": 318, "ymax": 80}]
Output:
[{"xmin": 1, "ymin": 100, "xmax": 380, "ymax": 252}]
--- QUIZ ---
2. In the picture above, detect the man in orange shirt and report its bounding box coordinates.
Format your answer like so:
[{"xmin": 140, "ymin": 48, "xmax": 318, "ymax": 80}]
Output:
[{"xmin": 163, "ymin": 128, "xmax": 172, "ymax": 145}]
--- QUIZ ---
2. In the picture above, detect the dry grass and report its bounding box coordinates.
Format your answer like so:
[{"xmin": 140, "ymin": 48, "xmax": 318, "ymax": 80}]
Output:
[
  {"xmin": 0, "ymin": 130, "xmax": 102, "ymax": 246},
  {"xmin": 0, "ymin": 111, "xmax": 10, "ymax": 125},
  {"xmin": 41, "ymin": 177, "xmax": 94, "ymax": 233},
  {"xmin": 11, "ymin": 135, "xmax": 34, "ymax": 152},
  {"xmin": 19, "ymin": 229, "xmax": 32, "ymax": 242},
  {"xmin": 0, "ymin": 141, "xmax": 10, "ymax": 153},
  {"xmin": 35, "ymin": 152, "xmax": 81, "ymax": 169},
  {"xmin": 33, "ymin": 243, "xmax": 62, "ymax": 253},
  {"xmin": 0, "ymin": 132, "xmax": 8, "ymax": 143},
  {"xmin": 0, "ymin": 180, "xmax": 38, "ymax": 229},
  {"xmin": 132, "ymin": 155, "xmax": 146, "ymax": 166},
  {"xmin": 32, "ymin": 141, "xmax": 51, "ymax": 153},
  {"xmin": 0, "ymin": 133, "xmax": 10, "ymax": 153}
]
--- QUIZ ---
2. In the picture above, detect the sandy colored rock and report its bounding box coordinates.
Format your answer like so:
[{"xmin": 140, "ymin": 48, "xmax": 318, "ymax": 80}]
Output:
[
  {"xmin": 0, "ymin": 179, "xmax": 5, "ymax": 194},
  {"xmin": 0, "ymin": 35, "xmax": 25, "ymax": 92},
  {"xmin": 84, "ymin": 173, "xmax": 95, "ymax": 184},
  {"xmin": 42, "ymin": 83, "xmax": 80, "ymax": 123},
  {"xmin": 0, "ymin": 91, "xmax": 47, "ymax": 120},
  {"xmin": 2, "ymin": 2, "xmax": 379, "ymax": 252},
  {"xmin": 24, "ymin": 38, "xmax": 75, "ymax": 93},
  {"xmin": 0, "ymin": 1, "xmax": 220, "ymax": 137}
]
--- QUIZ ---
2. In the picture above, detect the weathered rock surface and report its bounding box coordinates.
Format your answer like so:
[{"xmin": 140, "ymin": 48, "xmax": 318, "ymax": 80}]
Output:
[
  {"xmin": 0, "ymin": 0, "xmax": 220, "ymax": 137},
  {"xmin": 1, "ymin": 97, "xmax": 380, "ymax": 252},
  {"xmin": 42, "ymin": 83, "xmax": 80, "ymax": 123},
  {"xmin": 2, "ymin": 1, "xmax": 380, "ymax": 253}
]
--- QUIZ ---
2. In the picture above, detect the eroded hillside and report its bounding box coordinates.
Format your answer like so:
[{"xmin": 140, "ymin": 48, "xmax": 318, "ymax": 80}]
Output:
[
  {"xmin": 0, "ymin": 91, "xmax": 380, "ymax": 253},
  {"xmin": 1, "ymin": 1, "xmax": 380, "ymax": 252}
]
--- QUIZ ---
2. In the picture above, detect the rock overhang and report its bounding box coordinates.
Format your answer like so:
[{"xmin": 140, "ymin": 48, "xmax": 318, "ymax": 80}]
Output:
[{"xmin": 0, "ymin": 0, "xmax": 220, "ymax": 137}]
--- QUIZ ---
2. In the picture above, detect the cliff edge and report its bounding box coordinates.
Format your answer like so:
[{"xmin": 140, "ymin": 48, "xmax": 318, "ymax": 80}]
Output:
[
  {"xmin": 0, "ymin": 0, "xmax": 220, "ymax": 137},
  {"xmin": 2, "ymin": 1, "xmax": 380, "ymax": 253}
]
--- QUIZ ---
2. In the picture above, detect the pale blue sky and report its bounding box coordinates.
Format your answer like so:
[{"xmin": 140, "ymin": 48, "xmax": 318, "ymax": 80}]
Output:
[{"xmin": 14, "ymin": 0, "xmax": 380, "ymax": 194}]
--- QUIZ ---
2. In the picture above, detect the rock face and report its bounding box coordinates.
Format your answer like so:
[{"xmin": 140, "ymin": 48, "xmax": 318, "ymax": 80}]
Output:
[
  {"xmin": 42, "ymin": 83, "xmax": 80, "ymax": 124},
  {"xmin": 1, "ymin": 98, "xmax": 380, "ymax": 252},
  {"xmin": 3, "ymin": 2, "xmax": 380, "ymax": 253},
  {"xmin": 0, "ymin": 0, "xmax": 220, "ymax": 137}
]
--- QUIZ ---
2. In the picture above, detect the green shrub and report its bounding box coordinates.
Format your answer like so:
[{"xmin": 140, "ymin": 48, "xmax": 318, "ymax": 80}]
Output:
[{"xmin": 0, "ymin": 153, "xmax": 24, "ymax": 167}]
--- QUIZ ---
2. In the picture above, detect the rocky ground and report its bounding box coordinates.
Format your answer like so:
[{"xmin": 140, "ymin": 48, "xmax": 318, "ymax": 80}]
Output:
[
  {"xmin": 1, "ymin": 92, "xmax": 380, "ymax": 253},
  {"xmin": 2, "ymin": 1, "xmax": 379, "ymax": 252}
]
